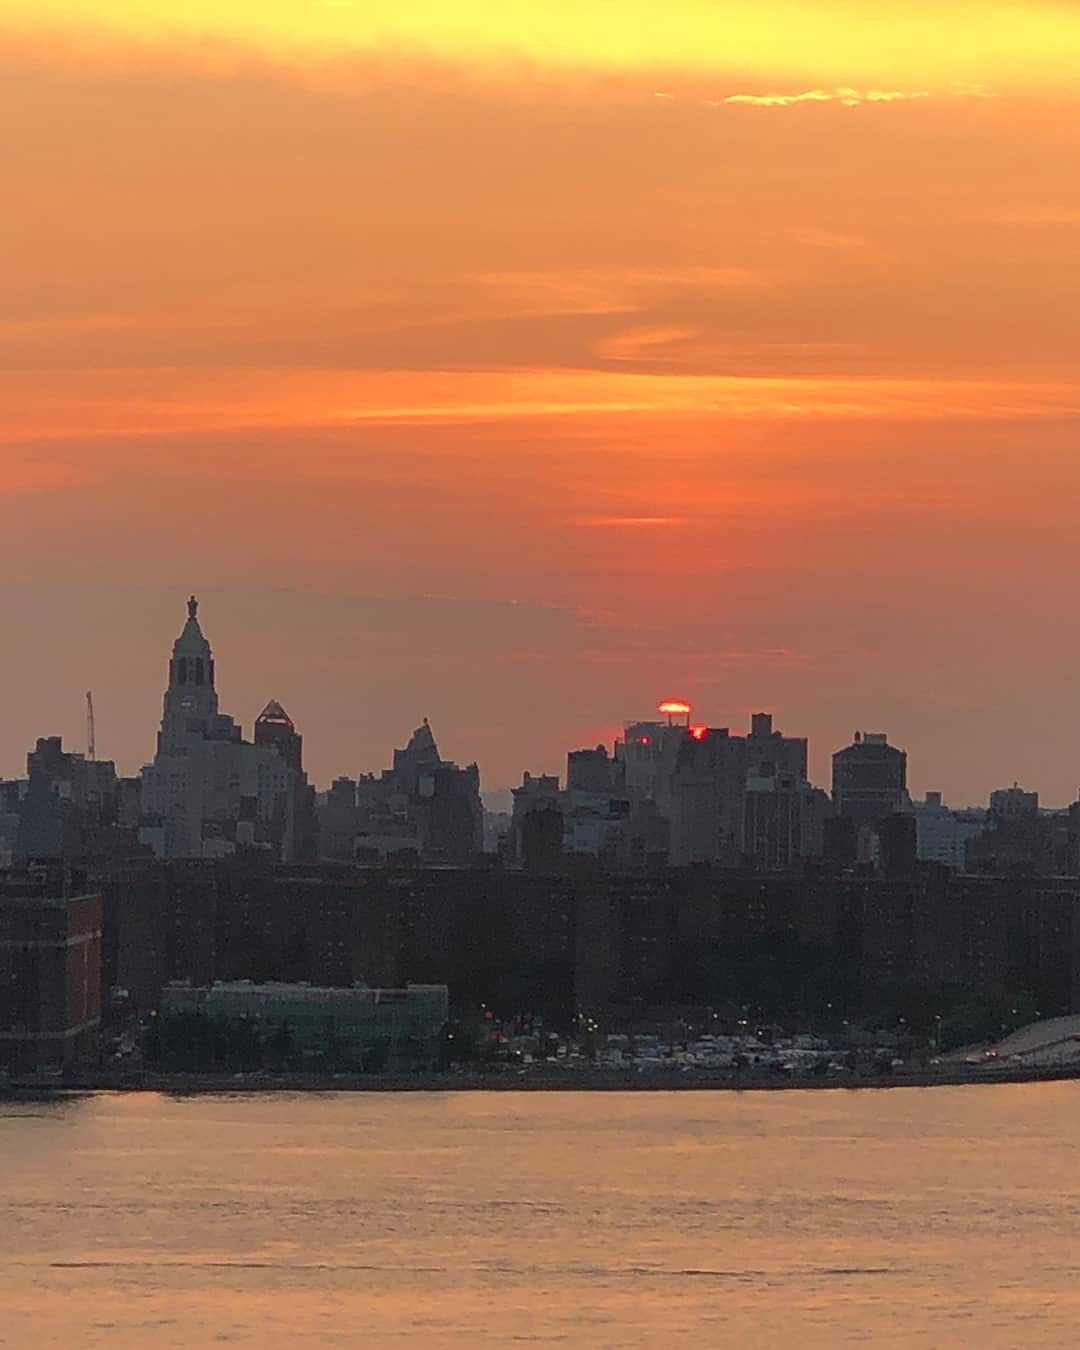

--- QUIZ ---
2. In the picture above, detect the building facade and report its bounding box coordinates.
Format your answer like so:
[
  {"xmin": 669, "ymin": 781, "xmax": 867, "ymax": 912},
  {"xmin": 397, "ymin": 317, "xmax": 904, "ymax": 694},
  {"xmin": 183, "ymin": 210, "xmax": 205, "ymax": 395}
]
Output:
[
  {"xmin": 0, "ymin": 873, "xmax": 102, "ymax": 1074},
  {"xmin": 158, "ymin": 980, "xmax": 449, "ymax": 1071}
]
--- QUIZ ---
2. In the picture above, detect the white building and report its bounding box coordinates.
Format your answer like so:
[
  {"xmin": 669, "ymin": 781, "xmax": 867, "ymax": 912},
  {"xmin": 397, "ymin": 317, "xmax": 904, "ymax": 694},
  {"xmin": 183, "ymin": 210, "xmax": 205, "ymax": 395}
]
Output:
[{"xmin": 138, "ymin": 596, "xmax": 296, "ymax": 860}]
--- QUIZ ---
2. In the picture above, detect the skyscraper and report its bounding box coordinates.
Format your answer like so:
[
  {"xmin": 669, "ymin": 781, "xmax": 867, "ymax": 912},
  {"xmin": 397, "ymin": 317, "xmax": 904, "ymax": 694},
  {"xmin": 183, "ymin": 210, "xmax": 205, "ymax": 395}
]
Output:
[
  {"xmin": 139, "ymin": 597, "xmax": 300, "ymax": 860},
  {"xmin": 254, "ymin": 701, "xmax": 303, "ymax": 775}
]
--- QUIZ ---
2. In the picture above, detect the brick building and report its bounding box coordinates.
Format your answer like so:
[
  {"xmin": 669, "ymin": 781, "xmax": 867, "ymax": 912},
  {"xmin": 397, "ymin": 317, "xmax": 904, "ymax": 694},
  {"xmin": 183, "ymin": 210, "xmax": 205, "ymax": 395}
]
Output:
[{"xmin": 0, "ymin": 872, "xmax": 102, "ymax": 1073}]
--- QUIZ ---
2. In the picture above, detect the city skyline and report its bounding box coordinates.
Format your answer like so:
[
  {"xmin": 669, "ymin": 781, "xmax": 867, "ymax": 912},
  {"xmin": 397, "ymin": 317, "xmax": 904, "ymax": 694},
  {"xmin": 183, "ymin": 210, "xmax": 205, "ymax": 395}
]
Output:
[
  {"xmin": 2, "ymin": 589, "xmax": 1076, "ymax": 810},
  {"xmin": 7, "ymin": 7, "xmax": 1080, "ymax": 1346}
]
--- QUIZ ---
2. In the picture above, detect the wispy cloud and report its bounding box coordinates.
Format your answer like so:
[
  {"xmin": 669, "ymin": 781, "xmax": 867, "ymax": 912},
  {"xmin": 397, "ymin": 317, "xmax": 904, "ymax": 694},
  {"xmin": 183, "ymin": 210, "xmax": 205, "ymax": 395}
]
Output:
[
  {"xmin": 721, "ymin": 88, "xmax": 928, "ymax": 107},
  {"xmin": 570, "ymin": 515, "xmax": 688, "ymax": 528},
  {"xmin": 593, "ymin": 326, "xmax": 699, "ymax": 363},
  {"xmin": 716, "ymin": 85, "xmax": 993, "ymax": 108}
]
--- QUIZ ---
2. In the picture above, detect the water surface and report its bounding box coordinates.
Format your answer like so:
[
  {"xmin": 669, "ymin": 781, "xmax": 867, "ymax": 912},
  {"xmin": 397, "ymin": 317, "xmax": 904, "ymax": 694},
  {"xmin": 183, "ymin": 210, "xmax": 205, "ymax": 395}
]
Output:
[{"xmin": 3, "ymin": 1085, "xmax": 1079, "ymax": 1346}]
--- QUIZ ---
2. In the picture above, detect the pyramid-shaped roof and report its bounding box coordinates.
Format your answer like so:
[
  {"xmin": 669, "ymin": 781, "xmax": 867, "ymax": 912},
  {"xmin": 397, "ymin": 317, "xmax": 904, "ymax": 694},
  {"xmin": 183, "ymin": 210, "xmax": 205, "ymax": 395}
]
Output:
[{"xmin": 256, "ymin": 700, "xmax": 294, "ymax": 729}]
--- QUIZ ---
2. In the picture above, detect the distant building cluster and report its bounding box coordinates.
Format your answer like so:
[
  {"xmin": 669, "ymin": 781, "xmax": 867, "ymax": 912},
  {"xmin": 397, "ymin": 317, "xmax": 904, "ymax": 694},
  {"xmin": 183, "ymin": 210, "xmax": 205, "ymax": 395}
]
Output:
[
  {"xmin": 2, "ymin": 595, "xmax": 1079, "ymax": 880},
  {"xmin": 0, "ymin": 597, "xmax": 481, "ymax": 871},
  {"xmin": 5, "ymin": 595, "xmax": 1080, "ymax": 1080},
  {"xmin": 511, "ymin": 714, "xmax": 1080, "ymax": 880},
  {"xmin": 511, "ymin": 709, "xmax": 830, "ymax": 872}
]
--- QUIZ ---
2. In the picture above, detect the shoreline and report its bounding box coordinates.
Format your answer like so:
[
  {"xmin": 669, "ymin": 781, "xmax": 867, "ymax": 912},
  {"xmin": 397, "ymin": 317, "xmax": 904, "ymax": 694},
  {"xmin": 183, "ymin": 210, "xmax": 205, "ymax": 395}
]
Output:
[{"xmin": 5, "ymin": 1063, "xmax": 1080, "ymax": 1098}]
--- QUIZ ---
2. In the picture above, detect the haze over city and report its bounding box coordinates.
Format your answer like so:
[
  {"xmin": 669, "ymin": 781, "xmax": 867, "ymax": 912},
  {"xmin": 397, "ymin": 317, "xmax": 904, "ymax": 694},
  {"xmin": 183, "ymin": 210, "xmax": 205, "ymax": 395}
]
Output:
[
  {"xmin": 6, "ymin": 2, "xmax": 1080, "ymax": 801},
  {"xmin": 10, "ymin": 7, "xmax": 1080, "ymax": 1349}
]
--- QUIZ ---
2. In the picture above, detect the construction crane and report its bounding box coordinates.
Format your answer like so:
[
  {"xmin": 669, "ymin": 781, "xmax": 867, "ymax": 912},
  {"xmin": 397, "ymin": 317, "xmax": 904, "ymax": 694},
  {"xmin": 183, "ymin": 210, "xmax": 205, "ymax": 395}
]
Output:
[{"xmin": 86, "ymin": 691, "xmax": 96, "ymax": 762}]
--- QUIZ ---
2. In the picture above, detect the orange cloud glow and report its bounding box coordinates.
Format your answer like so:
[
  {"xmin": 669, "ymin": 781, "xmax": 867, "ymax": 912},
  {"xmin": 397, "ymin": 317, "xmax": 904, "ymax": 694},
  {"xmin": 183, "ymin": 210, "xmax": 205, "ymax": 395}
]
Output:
[{"xmin": 3, "ymin": 3, "xmax": 1080, "ymax": 798}]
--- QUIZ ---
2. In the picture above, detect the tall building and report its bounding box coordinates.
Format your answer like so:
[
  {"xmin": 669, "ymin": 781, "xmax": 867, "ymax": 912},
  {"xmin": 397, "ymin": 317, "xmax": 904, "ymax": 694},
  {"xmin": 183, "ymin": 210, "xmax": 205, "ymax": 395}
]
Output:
[
  {"xmin": 390, "ymin": 720, "xmax": 442, "ymax": 789},
  {"xmin": 0, "ymin": 872, "xmax": 102, "ymax": 1074},
  {"xmin": 832, "ymin": 732, "xmax": 909, "ymax": 832},
  {"xmin": 744, "ymin": 771, "xmax": 828, "ymax": 870},
  {"xmin": 616, "ymin": 720, "xmax": 686, "ymax": 799},
  {"xmin": 662, "ymin": 727, "xmax": 748, "ymax": 865},
  {"xmin": 255, "ymin": 701, "xmax": 317, "ymax": 859},
  {"xmin": 139, "ymin": 597, "xmax": 300, "ymax": 860},
  {"xmin": 745, "ymin": 712, "xmax": 808, "ymax": 781},
  {"xmin": 254, "ymin": 700, "xmax": 303, "ymax": 773}
]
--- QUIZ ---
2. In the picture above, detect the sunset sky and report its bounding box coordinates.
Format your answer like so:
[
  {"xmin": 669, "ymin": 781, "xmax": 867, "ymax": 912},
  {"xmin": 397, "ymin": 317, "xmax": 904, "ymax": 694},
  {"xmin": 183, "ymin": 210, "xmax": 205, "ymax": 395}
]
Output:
[{"xmin": 4, "ymin": 2, "xmax": 1080, "ymax": 802}]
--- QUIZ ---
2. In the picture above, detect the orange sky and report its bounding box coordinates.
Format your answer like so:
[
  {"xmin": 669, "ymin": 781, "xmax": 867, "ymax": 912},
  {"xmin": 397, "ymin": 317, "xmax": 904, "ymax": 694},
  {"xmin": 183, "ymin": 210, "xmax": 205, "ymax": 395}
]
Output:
[{"xmin": 3, "ymin": 4, "xmax": 1080, "ymax": 801}]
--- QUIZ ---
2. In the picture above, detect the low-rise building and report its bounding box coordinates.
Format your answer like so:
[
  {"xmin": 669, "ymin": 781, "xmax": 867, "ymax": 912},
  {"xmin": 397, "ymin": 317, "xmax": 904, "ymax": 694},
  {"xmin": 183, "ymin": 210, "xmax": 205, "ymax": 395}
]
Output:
[{"xmin": 158, "ymin": 980, "xmax": 448, "ymax": 1071}]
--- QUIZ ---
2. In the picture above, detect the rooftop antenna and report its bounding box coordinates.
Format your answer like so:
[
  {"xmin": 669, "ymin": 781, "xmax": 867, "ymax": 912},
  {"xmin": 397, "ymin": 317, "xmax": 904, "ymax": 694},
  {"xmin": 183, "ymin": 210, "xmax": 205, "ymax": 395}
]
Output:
[{"xmin": 86, "ymin": 691, "xmax": 96, "ymax": 762}]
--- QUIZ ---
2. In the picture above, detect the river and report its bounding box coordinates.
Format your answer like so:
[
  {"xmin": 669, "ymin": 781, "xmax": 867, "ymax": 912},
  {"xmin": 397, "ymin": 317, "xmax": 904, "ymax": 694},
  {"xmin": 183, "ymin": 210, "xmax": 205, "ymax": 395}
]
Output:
[{"xmin": 3, "ymin": 1084, "xmax": 1078, "ymax": 1346}]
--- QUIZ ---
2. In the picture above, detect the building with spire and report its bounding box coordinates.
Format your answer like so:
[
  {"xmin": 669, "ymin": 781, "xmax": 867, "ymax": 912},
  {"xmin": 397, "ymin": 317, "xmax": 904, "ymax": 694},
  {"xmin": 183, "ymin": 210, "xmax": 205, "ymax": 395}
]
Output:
[{"xmin": 138, "ymin": 597, "xmax": 302, "ymax": 860}]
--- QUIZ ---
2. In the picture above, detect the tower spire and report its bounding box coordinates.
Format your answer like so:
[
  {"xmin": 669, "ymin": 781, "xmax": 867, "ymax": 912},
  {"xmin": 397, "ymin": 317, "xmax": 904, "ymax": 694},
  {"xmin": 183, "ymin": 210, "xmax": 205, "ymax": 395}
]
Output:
[{"xmin": 188, "ymin": 594, "xmax": 198, "ymax": 620}]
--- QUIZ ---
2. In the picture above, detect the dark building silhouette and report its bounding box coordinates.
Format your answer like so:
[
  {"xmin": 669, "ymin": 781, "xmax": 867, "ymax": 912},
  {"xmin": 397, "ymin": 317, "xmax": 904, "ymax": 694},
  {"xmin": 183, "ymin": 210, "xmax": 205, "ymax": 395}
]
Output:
[
  {"xmin": 254, "ymin": 700, "xmax": 303, "ymax": 774},
  {"xmin": 414, "ymin": 762, "xmax": 483, "ymax": 863},
  {"xmin": 745, "ymin": 712, "xmax": 808, "ymax": 780},
  {"xmin": 663, "ymin": 728, "xmax": 747, "ymax": 865},
  {"xmin": 521, "ymin": 805, "xmax": 565, "ymax": 873},
  {"xmin": 318, "ymin": 777, "xmax": 360, "ymax": 861},
  {"xmin": 567, "ymin": 745, "xmax": 618, "ymax": 795},
  {"xmin": 64, "ymin": 850, "xmax": 1080, "ymax": 1047},
  {"xmin": 314, "ymin": 720, "xmax": 482, "ymax": 865},
  {"xmin": 0, "ymin": 871, "xmax": 102, "ymax": 1073},
  {"xmin": 964, "ymin": 785, "xmax": 1080, "ymax": 876},
  {"xmin": 254, "ymin": 701, "xmax": 317, "ymax": 860},
  {"xmin": 832, "ymin": 732, "xmax": 908, "ymax": 832},
  {"xmin": 11, "ymin": 737, "xmax": 129, "ymax": 863},
  {"xmin": 823, "ymin": 813, "xmax": 858, "ymax": 868},
  {"xmin": 879, "ymin": 813, "xmax": 919, "ymax": 878},
  {"xmin": 744, "ymin": 773, "xmax": 828, "ymax": 871}
]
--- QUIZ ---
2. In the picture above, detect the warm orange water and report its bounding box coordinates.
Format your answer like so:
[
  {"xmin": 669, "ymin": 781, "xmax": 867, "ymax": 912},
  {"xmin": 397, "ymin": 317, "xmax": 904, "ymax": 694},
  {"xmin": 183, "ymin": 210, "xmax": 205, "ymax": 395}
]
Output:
[{"xmin": 3, "ymin": 1086, "xmax": 1080, "ymax": 1347}]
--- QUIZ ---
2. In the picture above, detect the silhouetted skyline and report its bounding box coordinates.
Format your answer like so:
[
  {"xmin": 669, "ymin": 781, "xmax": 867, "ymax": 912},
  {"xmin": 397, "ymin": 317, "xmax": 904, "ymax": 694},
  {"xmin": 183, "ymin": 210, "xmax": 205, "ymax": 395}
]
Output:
[{"xmin": 3, "ymin": 587, "xmax": 1079, "ymax": 808}]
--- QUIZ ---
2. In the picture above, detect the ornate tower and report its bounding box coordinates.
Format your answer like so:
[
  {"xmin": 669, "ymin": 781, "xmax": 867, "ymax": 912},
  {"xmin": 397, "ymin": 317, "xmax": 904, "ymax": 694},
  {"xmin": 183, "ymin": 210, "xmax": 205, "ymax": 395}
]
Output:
[{"xmin": 158, "ymin": 595, "xmax": 220, "ymax": 753}]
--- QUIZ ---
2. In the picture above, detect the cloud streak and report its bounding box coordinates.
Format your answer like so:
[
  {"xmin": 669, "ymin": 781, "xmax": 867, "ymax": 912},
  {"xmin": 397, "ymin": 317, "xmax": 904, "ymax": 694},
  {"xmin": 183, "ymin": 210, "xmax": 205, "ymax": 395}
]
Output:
[{"xmin": 719, "ymin": 85, "xmax": 993, "ymax": 108}]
